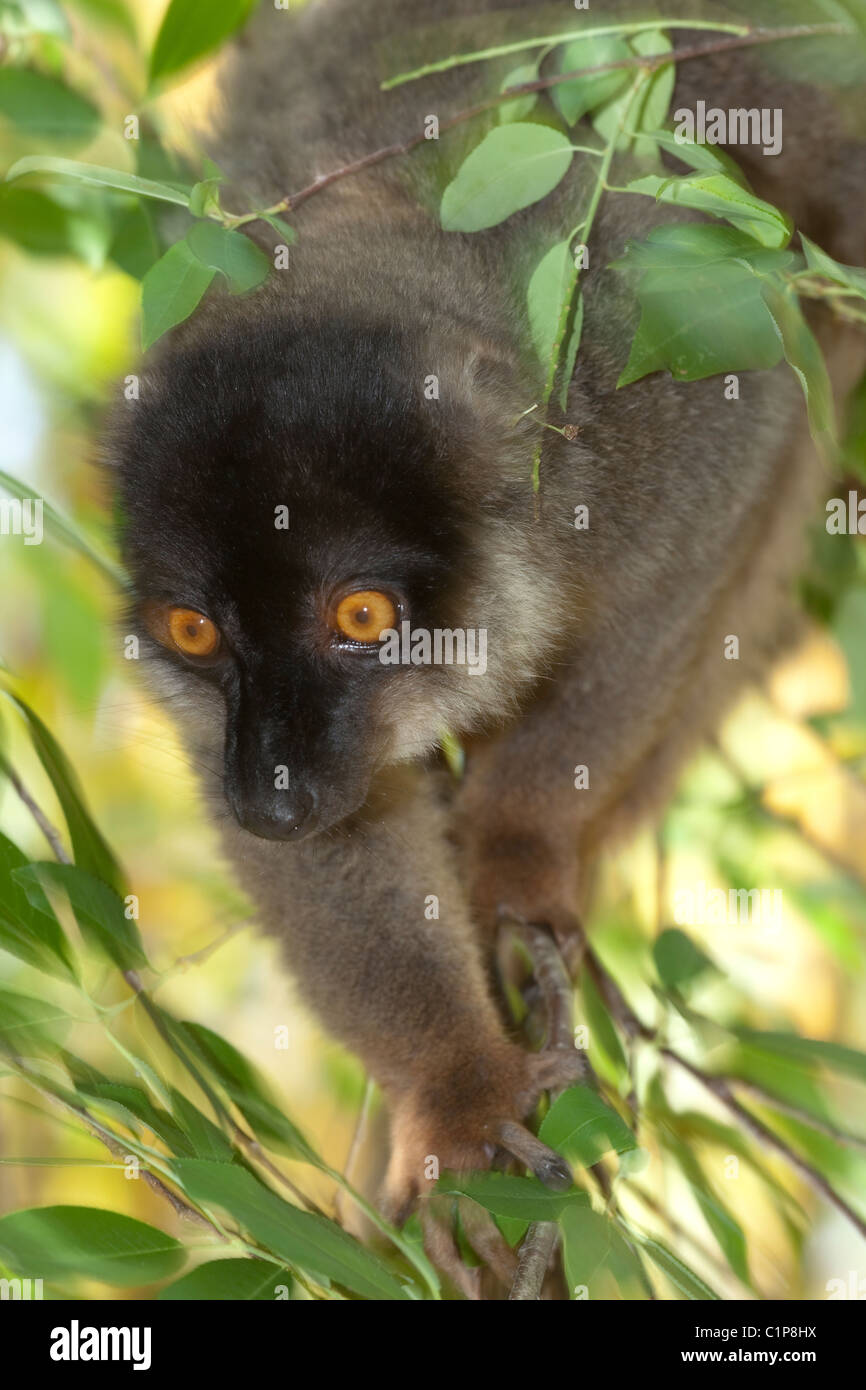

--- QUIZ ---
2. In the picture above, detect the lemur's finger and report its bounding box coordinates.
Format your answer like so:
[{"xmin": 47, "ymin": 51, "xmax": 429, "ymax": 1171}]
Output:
[{"xmin": 494, "ymin": 1120, "xmax": 573, "ymax": 1190}]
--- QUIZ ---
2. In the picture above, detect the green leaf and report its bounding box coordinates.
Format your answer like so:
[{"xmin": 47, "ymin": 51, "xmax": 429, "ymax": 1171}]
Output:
[
  {"xmin": 527, "ymin": 238, "xmax": 575, "ymax": 364},
  {"xmin": 180, "ymin": 1021, "xmax": 321, "ymax": 1163},
  {"xmin": 5, "ymin": 156, "xmax": 191, "ymax": 207},
  {"xmin": 800, "ymin": 233, "xmax": 866, "ymax": 299},
  {"xmin": 37, "ymin": 549, "xmax": 106, "ymax": 709},
  {"xmin": 0, "ymin": 69, "xmax": 99, "ymax": 145},
  {"xmin": 665, "ymin": 1135, "xmax": 750, "ymax": 1286},
  {"xmin": 653, "ymin": 927, "xmax": 718, "ymax": 992},
  {"xmin": 150, "ymin": 0, "xmax": 256, "ymax": 84},
  {"xmin": 440, "ymin": 123, "xmax": 573, "ymax": 233},
  {"xmin": 581, "ymin": 970, "xmax": 629, "ymax": 1080},
  {"xmin": 733, "ymin": 1028, "xmax": 866, "ymax": 1085},
  {"xmin": 639, "ymin": 1236, "xmax": 721, "ymax": 1299},
  {"xmin": 74, "ymin": 1077, "xmax": 193, "ymax": 1155},
  {"xmin": 0, "ymin": 186, "xmax": 75, "ymax": 256},
  {"xmin": 614, "ymin": 221, "xmax": 789, "ymax": 273},
  {"xmin": 0, "ymin": 470, "xmax": 125, "ymax": 586},
  {"xmin": 616, "ymin": 250, "xmax": 784, "ymax": 387},
  {"xmin": 626, "ymin": 171, "xmax": 792, "ymax": 248},
  {"xmin": 14, "ymin": 863, "xmax": 147, "ymax": 971},
  {"xmin": 187, "ymin": 178, "xmax": 222, "ymax": 218},
  {"xmin": 628, "ymin": 31, "xmax": 674, "ymax": 159},
  {"xmin": 641, "ymin": 129, "xmax": 748, "ymax": 183},
  {"xmin": 559, "ymin": 290, "xmax": 584, "ymax": 411},
  {"xmin": 0, "ymin": 986, "xmax": 70, "ymax": 1056},
  {"xmin": 759, "ymin": 1108, "xmax": 866, "ymax": 1206},
  {"xmin": 497, "ymin": 62, "xmax": 538, "ymax": 124},
  {"xmin": 185, "ymin": 220, "xmax": 269, "ymax": 294},
  {"xmin": 110, "ymin": 202, "xmax": 162, "ymax": 279},
  {"xmin": 538, "ymin": 1084, "xmax": 638, "ymax": 1168},
  {"xmin": 439, "ymin": 1172, "xmax": 587, "ymax": 1222},
  {"xmin": 1, "ymin": 690, "xmax": 124, "ymax": 890},
  {"xmin": 169, "ymin": 1087, "xmax": 233, "ymax": 1161},
  {"xmin": 560, "ymin": 1206, "xmax": 645, "ymax": 1299},
  {"xmin": 257, "ymin": 211, "xmax": 296, "ymax": 242},
  {"xmin": 159, "ymin": 1258, "xmax": 292, "ymax": 1300},
  {"xmin": 0, "ymin": 1206, "xmax": 186, "ymax": 1286},
  {"xmin": 552, "ymin": 34, "xmax": 631, "ymax": 126},
  {"xmin": 726, "ymin": 1040, "xmax": 833, "ymax": 1122},
  {"xmin": 0, "ymin": 826, "xmax": 77, "ymax": 981},
  {"xmin": 171, "ymin": 1160, "xmax": 412, "ymax": 1300},
  {"xmin": 762, "ymin": 284, "xmax": 836, "ymax": 449},
  {"xmin": 669, "ymin": 1109, "xmax": 806, "ymax": 1219},
  {"xmin": 141, "ymin": 240, "xmax": 215, "ymax": 350}
]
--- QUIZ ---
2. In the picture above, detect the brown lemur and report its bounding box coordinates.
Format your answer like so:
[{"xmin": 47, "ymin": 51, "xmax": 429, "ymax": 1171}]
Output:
[{"xmin": 107, "ymin": 0, "xmax": 866, "ymax": 1218}]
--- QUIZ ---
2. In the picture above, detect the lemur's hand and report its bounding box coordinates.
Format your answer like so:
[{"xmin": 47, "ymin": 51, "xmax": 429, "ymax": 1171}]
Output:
[{"xmin": 381, "ymin": 1041, "xmax": 583, "ymax": 1225}]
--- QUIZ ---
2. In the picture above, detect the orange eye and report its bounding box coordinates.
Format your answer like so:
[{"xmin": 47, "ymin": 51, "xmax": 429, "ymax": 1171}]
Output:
[
  {"xmin": 143, "ymin": 603, "xmax": 222, "ymax": 660},
  {"xmin": 333, "ymin": 590, "xmax": 397, "ymax": 644}
]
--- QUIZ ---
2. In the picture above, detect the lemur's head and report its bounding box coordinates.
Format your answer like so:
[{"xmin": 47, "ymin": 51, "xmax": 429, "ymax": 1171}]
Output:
[{"xmin": 108, "ymin": 295, "xmax": 561, "ymax": 841}]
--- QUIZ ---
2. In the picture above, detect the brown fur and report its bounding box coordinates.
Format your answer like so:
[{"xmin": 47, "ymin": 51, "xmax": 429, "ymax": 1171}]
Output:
[{"xmin": 113, "ymin": 0, "xmax": 866, "ymax": 1219}]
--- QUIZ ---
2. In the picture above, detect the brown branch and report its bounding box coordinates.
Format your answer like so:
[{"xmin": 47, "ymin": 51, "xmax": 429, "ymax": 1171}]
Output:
[
  {"xmin": 509, "ymin": 1219, "xmax": 560, "ymax": 1302},
  {"xmin": 3, "ymin": 763, "xmax": 71, "ymax": 864},
  {"xmin": 124, "ymin": 969, "xmax": 325, "ymax": 1216},
  {"xmin": 585, "ymin": 944, "xmax": 866, "ymax": 1240},
  {"xmin": 506, "ymin": 919, "xmax": 576, "ymax": 1301},
  {"xmin": 722, "ymin": 1077, "xmax": 866, "ymax": 1154},
  {"xmin": 11, "ymin": 1058, "xmax": 219, "ymax": 1233},
  {"xmin": 625, "ymin": 1181, "xmax": 739, "ymax": 1287},
  {"xmin": 660, "ymin": 1048, "xmax": 866, "ymax": 1240},
  {"xmin": 271, "ymin": 23, "xmax": 847, "ymax": 216},
  {"xmin": 232, "ymin": 1126, "xmax": 326, "ymax": 1217},
  {"xmin": 150, "ymin": 916, "xmax": 255, "ymax": 996},
  {"xmin": 90, "ymin": 1122, "xmax": 216, "ymax": 1228}
]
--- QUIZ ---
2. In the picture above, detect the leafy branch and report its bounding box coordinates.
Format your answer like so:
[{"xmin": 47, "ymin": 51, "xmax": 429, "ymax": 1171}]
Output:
[{"xmin": 380, "ymin": 20, "xmax": 849, "ymax": 88}]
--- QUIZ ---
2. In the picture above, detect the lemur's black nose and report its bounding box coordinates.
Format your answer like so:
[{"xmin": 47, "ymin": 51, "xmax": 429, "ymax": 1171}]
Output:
[{"xmin": 232, "ymin": 787, "xmax": 316, "ymax": 841}]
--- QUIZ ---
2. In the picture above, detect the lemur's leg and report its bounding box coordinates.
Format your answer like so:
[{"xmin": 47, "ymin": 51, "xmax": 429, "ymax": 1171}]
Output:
[{"xmin": 456, "ymin": 342, "xmax": 852, "ymax": 952}]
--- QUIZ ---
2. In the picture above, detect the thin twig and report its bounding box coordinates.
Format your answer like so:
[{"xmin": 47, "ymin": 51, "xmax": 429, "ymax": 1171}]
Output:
[
  {"xmin": 124, "ymin": 970, "xmax": 325, "ymax": 1215},
  {"xmin": 660, "ymin": 1048, "xmax": 866, "ymax": 1240},
  {"xmin": 10, "ymin": 1059, "xmax": 219, "ymax": 1232},
  {"xmin": 232, "ymin": 1126, "xmax": 325, "ymax": 1217},
  {"xmin": 3, "ymin": 764, "xmax": 71, "ymax": 863},
  {"xmin": 342, "ymin": 1077, "xmax": 376, "ymax": 1189},
  {"xmin": 267, "ymin": 24, "xmax": 848, "ymax": 217},
  {"xmin": 586, "ymin": 945, "xmax": 866, "ymax": 1239},
  {"xmin": 381, "ymin": 21, "xmax": 845, "ymax": 88},
  {"xmin": 151, "ymin": 916, "xmax": 255, "ymax": 993},
  {"xmin": 624, "ymin": 1182, "xmax": 740, "ymax": 1287},
  {"xmin": 722, "ymin": 1077, "xmax": 866, "ymax": 1154}
]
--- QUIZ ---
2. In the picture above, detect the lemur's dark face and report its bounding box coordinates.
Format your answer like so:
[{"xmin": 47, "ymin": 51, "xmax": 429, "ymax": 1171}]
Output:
[{"xmin": 111, "ymin": 312, "xmax": 496, "ymax": 841}]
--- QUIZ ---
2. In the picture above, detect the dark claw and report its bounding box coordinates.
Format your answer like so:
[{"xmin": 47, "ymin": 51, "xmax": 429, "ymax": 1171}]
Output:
[
  {"xmin": 495, "ymin": 1119, "xmax": 574, "ymax": 1190},
  {"xmin": 532, "ymin": 1151, "xmax": 573, "ymax": 1191}
]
